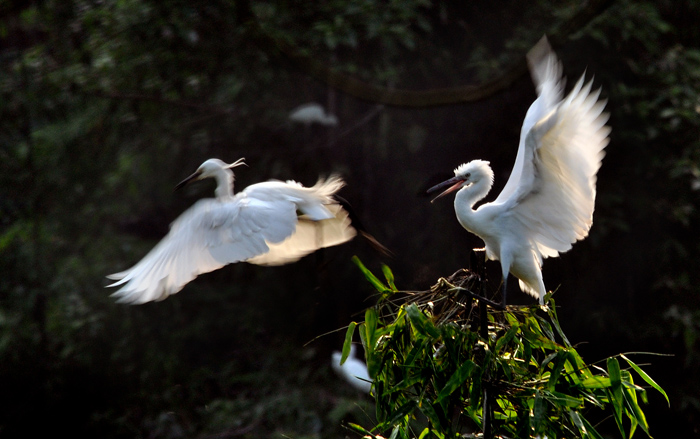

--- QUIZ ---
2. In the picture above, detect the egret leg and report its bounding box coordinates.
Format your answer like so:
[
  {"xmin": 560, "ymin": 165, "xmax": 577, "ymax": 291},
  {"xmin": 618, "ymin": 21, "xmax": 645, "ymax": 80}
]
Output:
[{"xmin": 501, "ymin": 276, "xmax": 508, "ymax": 308}]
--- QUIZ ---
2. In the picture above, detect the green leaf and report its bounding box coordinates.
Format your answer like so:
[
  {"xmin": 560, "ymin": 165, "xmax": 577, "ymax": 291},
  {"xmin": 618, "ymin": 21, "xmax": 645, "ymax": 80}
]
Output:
[
  {"xmin": 546, "ymin": 297, "xmax": 571, "ymax": 347},
  {"xmin": 544, "ymin": 390, "xmax": 583, "ymax": 408},
  {"xmin": 622, "ymin": 372, "xmax": 650, "ymax": 436},
  {"xmin": 345, "ymin": 422, "xmax": 374, "ymax": 436},
  {"xmin": 621, "ymin": 354, "xmax": 670, "ymax": 406},
  {"xmin": 578, "ymin": 413, "xmax": 606, "ymax": 439},
  {"xmin": 495, "ymin": 323, "xmax": 519, "ymax": 353},
  {"xmin": 384, "ymin": 400, "xmax": 417, "ymax": 428},
  {"xmin": 547, "ymin": 351, "xmax": 569, "ymax": 391},
  {"xmin": 580, "ymin": 376, "xmax": 611, "ymax": 389},
  {"xmin": 382, "ymin": 264, "xmax": 398, "ymax": 291},
  {"xmin": 341, "ymin": 322, "xmax": 357, "ymax": 364},
  {"xmin": 406, "ymin": 304, "xmax": 440, "ymax": 339},
  {"xmin": 532, "ymin": 391, "xmax": 545, "ymax": 432},
  {"xmin": 420, "ymin": 400, "xmax": 446, "ymax": 432},
  {"xmin": 436, "ymin": 360, "xmax": 476, "ymax": 403},
  {"xmin": 607, "ymin": 357, "xmax": 625, "ymax": 437},
  {"xmin": 365, "ymin": 308, "xmax": 379, "ymax": 347},
  {"xmin": 352, "ymin": 256, "xmax": 390, "ymax": 293}
]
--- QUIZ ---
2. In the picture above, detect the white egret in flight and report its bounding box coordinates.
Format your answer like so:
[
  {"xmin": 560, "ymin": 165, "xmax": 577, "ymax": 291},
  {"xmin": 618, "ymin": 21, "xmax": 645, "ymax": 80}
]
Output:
[
  {"xmin": 428, "ymin": 37, "xmax": 610, "ymax": 306},
  {"xmin": 107, "ymin": 158, "xmax": 356, "ymax": 304},
  {"xmin": 288, "ymin": 102, "xmax": 338, "ymax": 127},
  {"xmin": 331, "ymin": 344, "xmax": 372, "ymax": 393}
]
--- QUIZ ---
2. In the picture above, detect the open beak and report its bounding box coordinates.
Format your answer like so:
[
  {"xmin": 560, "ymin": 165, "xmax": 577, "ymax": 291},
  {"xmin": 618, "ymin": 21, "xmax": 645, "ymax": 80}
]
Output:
[
  {"xmin": 175, "ymin": 170, "xmax": 203, "ymax": 191},
  {"xmin": 427, "ymin": 176, "xmax": 466, "ymax": 203}
]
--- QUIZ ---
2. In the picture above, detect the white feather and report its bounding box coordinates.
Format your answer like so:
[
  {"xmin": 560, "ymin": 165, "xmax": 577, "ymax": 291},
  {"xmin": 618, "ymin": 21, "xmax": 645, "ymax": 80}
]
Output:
[
  {"xmin": 107, "ymin": 160, "xmax": 355, "ymax": 304},
  {"xmin": 432, "ymin": 37, "xmax": 610, "ymax": 304},
  {"xmin": 331, "ymin": 345, "xmax": 372, "ymax": 393}
]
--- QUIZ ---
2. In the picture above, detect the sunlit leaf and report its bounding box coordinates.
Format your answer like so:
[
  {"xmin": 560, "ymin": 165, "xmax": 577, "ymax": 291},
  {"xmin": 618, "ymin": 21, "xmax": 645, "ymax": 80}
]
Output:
[
  {"xmin": 406, "ymin": 304, "xmax": 440, "ymax": 338},
  {"xmin": 382, "ymin": 264, "xmax": 398, "ymax": 291},
  {"xmin": 353, "ymin": 256, "xmax": 390, "ymax": 293},
  {"xmin": 607, "ymin": 357, "xmax": 625, "ymax": 436},
  {"xmin": 621, "ymin": 354, "xmax": 670, "ymax": 406},
  {"xmin": 341, "ymin": 322, "xmax": 357, "ymax": 364}
]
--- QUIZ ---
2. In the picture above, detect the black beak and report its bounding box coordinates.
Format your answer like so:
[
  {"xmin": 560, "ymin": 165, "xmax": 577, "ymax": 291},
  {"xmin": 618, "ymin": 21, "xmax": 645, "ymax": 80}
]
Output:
[
  {"xmin": 427, "ymin": 176, "xmax": 465, "ymax": 203},
  {"xmin": 175, "ymin": 170, "xmax": 202, "ymax": 191}
]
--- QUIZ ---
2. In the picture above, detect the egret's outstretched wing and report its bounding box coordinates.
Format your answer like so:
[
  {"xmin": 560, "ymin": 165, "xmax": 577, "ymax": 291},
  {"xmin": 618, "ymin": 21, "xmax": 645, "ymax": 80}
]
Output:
[
  {"xmin": 247, "ymin": 204, "xmax": 356, "ymax": 265},
  {"xmin": 503, "ymin": 68, "xmax": 610, "ymax": 260},
  {"xmin": 495, "ymin": 37, "xmax": 565, "ymax": 205},
  {"xmin": 107, "ymin": 197, "xmax": 299, "ymax": 304}
]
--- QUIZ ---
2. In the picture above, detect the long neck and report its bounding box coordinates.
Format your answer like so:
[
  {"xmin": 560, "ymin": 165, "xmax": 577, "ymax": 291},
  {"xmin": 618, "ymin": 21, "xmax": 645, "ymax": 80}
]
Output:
[
  {"xmin": 454, "ymin": 177, "xmax": 492, "ymax": 232},
  {"xmin": 213, "ymin": 169, "xmax": 234, "ymax": 199}
]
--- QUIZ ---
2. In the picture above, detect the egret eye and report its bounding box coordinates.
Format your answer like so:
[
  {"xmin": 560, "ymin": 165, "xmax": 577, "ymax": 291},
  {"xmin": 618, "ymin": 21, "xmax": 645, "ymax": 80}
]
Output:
[{"xmin": 465, "ymin": 173, "xmax": 471, "ymax": 179}]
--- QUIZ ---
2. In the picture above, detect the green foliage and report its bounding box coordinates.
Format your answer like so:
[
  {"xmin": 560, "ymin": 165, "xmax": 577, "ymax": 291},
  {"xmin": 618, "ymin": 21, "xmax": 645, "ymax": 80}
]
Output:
[{"xmin": 347, "ymin": 260, "xmax": 667, "ymax": 438}]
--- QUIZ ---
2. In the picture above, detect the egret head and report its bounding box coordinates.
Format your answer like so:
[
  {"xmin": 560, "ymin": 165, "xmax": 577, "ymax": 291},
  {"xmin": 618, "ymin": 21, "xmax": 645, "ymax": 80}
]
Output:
[
  {"xmin": 427, "ymin": 160, "xmax": 493, "ymax": 203},
  {"xmin": 175, "ymin": 158, "xmax": 247, "ymax": 190}
]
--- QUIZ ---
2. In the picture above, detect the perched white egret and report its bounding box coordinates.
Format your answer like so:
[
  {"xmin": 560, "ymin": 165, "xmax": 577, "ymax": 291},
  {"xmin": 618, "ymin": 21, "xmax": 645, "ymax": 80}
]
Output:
[
  {"xmin": 288, "ymin": 102, "xmax": 338, "ymax": 127},
  {"xmin": 428, "ymin": 37, "xmax": 610, "ymax": 306},
  {"xmin": 107, "ymin": 158, "xmax": 356, "ymax": 304},
  {"xmin": 331, "ymin": 344, "xmax": 372, "ymax": 393}
]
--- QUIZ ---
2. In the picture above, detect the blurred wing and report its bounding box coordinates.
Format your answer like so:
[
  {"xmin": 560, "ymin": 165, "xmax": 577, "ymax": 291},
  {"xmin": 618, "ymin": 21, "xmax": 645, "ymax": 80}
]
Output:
[
  {"xmin": 107, "ymin": 196, "xmax": 299, "ymax": 304},
  {"xmin": 506, "ymin": 72, "xmax": 610, "ymax": 259},
  {"xmin": 247, "ymin": 203, "xmax": 356, "ymax": 266},
  {"xmin": 495, "ymin": 37, "xmax": 564, "ymax": 205}
]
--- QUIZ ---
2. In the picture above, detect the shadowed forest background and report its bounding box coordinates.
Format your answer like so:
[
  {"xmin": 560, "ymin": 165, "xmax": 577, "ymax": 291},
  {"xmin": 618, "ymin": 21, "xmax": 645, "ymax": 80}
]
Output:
[{"xmin": 2, "ymin": 0, "xmax": 700, "ymax": 437}]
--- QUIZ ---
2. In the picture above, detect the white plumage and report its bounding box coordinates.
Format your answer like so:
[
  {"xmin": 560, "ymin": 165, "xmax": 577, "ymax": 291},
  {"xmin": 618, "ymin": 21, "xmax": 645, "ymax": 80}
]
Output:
[
  {"xmin": 107, "ymin": 158, "xmax": 356, "ymax": 304},
  {"xmin": 288, "ymin": 102, "xmax": 338, "ymax": 126},
  {"xmin": 331, "ymin": 345, "xmax": 372, "ymax": 393},
  {"xmin": 428, "ymin": 37, "xmax": 610, "ymax": 305}
]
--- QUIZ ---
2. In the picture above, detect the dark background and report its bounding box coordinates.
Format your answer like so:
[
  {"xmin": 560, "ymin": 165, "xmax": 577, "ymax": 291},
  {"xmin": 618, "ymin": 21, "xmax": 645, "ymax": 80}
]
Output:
[{"xmin": 1, "ymin": 0, "xmax": 699, "ymax": 437}]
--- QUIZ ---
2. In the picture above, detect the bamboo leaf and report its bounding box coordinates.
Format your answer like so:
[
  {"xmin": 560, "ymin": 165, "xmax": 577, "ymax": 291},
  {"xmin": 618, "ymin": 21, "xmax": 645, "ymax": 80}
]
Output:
[
  {"xmin": 406, "ymin": 304, "xmax": 440, "ymax": 338},
  {"xmin": 621, "ymin": 354, "xmax": 670, "ymax": 406},
  {"xmin": 341, "ymin": 322, "xmax": 357, "ymax": 364},
  {"xmin": 544, "ymin": 390, "xmax": 583, "ymax": 408},
  {"xmin": 383, "ymin": 400, "xmax": 417, "ymax": 429},
  {"xmin": 365, "ymin": 308, "xmax": 379, "ymax": 347},
  {"xmin": 345, "ymin": 422, "xmax": 374, "ymax": 436},
  {"xmin": 495, "ymin": 323, "xmax": 519, "ymax": 353},
  {"xmin": 436, "ymin": 360, "xmax": 476, "ymax": 403},
  {"xmin": 382, "ymin": 264, "xmax": 398, "ymax": 291},
  {"xmin": 546, "ymin": 296, "xmax": 571, "ymax": 346},
  {"xmin": 580, "ymin": 376, "xmax": 611, "ymax": 389},
  {"xmin": 578, "ymin": 413, "xmax": 606, "ymax": 439},
  {"xmin": 607, "ymin": 357, "xmax": 625, "ymax": 436},
  {"xmin": 352, "ymin": 256, "xmax": 390, "ymax": 293},
  {"xmin": 533, "ymin": 391, "xmax": 545, "ymax": 432},
  {"xmin": 547, "ymin": 351, "xmax": 568, "ymax": 391},
  {"xmin": 622, "ymin": 375, "xmax": 650, "ymax": 436}
]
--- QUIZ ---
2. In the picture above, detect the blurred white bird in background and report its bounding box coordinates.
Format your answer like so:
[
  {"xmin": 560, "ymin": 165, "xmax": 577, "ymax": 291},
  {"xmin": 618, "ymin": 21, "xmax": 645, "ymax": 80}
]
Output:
[
  {"xmin": 288, "ymin": 102, "xmax": 338, "ymax": 127},
  {"xmin": 107, "ymin": 158, "xmax": 356, "ymax": 304},
  {"xmin": 428, "ymin": 37, "xmax": 610, "ymax": 306},
  {"xmin": 331, "ymin": 344, "xmax": 372, "ymax": 393}
]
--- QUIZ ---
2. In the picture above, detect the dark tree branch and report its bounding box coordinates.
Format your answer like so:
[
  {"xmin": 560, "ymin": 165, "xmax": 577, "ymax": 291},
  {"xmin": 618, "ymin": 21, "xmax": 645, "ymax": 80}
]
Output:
[{"xmin": 241, "ymin": 0, "xmax": 615, "ymax": 107}]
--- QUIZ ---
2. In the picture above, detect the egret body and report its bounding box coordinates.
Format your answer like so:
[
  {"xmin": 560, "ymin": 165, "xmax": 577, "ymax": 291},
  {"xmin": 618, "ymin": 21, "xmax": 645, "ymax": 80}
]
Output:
[
  {"xmin": 289, "ymin": 102, "xmax": 338, "ymax": 127},
  {"xmin": 107, "ymin": 158, "xmax": 356, "ymax": 304},
  {"xmin": 428, "ymin": 38, "xmax": 610, "ymax": 306},
  {"xmin": 331, "ymin": 345, "xmax": 372, "ymax": 393}
]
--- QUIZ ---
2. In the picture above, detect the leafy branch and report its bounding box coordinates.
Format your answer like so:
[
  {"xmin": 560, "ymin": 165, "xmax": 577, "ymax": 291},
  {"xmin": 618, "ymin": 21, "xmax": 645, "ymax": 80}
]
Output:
[{"xmin": 343, "ymin": 256, "xmax": 667, "ymax": 438}]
